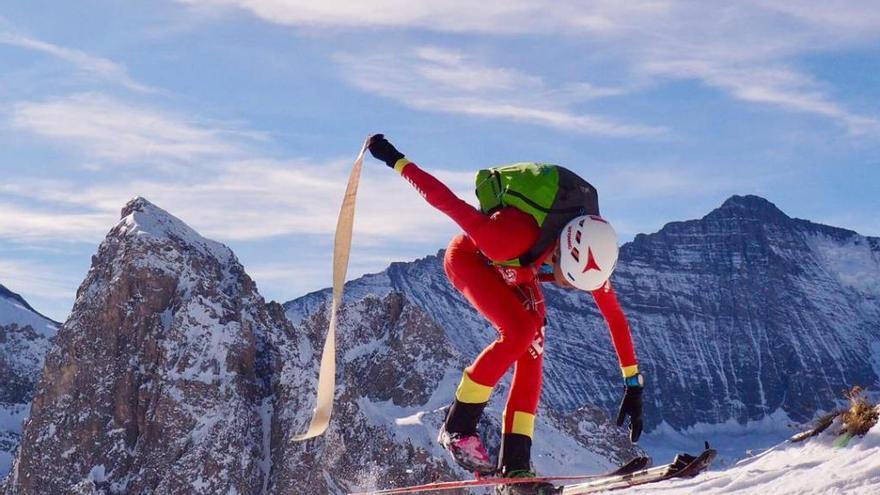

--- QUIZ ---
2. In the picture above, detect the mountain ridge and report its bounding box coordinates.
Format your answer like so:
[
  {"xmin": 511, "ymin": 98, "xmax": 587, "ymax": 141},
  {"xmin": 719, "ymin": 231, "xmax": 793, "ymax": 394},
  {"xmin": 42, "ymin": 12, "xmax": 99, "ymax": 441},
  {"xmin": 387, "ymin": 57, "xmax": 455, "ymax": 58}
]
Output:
[
  {"xmin": 0, "ymin": 285, "xmax": 60, "ymax": 329},
  {"xmin": 0, "ymin": 283, "xmax": 58, "ymax": 478},
  {"xmin": 284, "ymin": 193, "xmax": 880, "ymax": 432},
  {"xmin": 2, "ymin": 197, "xmax": 638, "ymax": 494},
  {"xmin": 3, "ymin": 193, "xmax": 878, "ymax": 491}
]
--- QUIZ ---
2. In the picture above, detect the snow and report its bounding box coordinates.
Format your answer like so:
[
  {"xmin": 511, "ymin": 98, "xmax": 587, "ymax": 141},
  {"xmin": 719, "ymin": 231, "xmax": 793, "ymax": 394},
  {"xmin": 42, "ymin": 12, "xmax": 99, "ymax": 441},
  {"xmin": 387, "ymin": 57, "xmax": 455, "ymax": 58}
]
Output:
[
  {"xmin": 0, "ymin": 404, "xmax": 30, "ymax": 434},
  {"xmin": 0, "ymin": 295, "xmax": 57, "ymax": 337},
  {"xmin": 258, "ymin": 396, "xmax": 274, "ymax": 493},
  {"xmin": 530, "ymin": 420, "xmax": 612, "ymax": 477},
  {"xmin": 117, "ymin": 197, "xmax": 235, "ymax": 265},
  {"xmin": 87, "ymin": 464, "xmax": 106, "ymax": 483},
  {"xmin": 0, "ymin": 403, "xmax": 29, "ymax": 474},
  {"xmin": 355, "ymin": 369, "xmax": 462, "ymax": 460},
  {"xmin": 807, "ymin": 232, "xmax": 880, "ymax": 297},
  {"xmin": 0, "ymin": 451, "xmax": 11, "ymax": 480},
  {"xmin": 641, "ymin": 410, "xmax": 795, "ymax": 467},
  {"xmin": 627, "ymin": 414, "xmax": 880, "ymax": 494},
  {"xmin": 394, "ymin": 411, "xmax": 426, "ymax": 427},
  {"xmin": 0, "ymin": 285, "xmax": 56, "ymax": 478},
  {"xmin": 354, "ymin": 368, "xmax": 613, "ymax": 483}
]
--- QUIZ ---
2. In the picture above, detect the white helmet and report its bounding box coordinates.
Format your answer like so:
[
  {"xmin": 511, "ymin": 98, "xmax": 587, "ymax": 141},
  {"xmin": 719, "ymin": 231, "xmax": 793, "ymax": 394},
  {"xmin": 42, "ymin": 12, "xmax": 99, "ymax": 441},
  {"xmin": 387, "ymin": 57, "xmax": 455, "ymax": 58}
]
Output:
[{"xmin": 559, "ymin": 215, "xmax": 619, "ymax": 291}]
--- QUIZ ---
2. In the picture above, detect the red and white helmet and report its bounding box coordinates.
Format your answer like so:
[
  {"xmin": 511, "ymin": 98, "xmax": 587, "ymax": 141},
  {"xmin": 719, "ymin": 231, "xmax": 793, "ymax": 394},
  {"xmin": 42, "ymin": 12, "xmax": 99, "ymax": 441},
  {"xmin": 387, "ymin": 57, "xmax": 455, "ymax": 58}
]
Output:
[{"xmin": 559, "ymin": 215, "xmax": 619, "ymax": 291}]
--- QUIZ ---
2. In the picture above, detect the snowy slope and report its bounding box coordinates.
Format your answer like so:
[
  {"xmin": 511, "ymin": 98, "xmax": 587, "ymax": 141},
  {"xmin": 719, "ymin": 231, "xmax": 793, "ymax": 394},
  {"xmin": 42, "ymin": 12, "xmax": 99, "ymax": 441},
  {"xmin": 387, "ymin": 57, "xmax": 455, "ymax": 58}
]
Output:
[
  {"xmin": 0, "ymin": 286, "xmax": 57, "ymax": 337},
  {"xmin": 0, "ymin": 285, "xmax": 57, "ymax": 477},
  {"xmin": 627, "ymin": 413, "xmax": 880, "ymax": 494}
]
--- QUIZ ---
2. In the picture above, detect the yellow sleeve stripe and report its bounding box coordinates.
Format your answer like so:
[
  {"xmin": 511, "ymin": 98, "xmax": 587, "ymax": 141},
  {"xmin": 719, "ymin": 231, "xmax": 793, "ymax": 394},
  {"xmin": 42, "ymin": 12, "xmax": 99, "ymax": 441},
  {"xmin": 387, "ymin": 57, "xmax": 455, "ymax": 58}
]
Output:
[
  {"xmin": 393, "ymin": 157, "xmax": 411, "ymax": 174},
  {"xmin": 503, "ymin": 411, "xmax": 536, "ymax": 438},
  {"xmin": 454, "ymin": 372, "xmax": 493, "ymax": 404},
  {"xmin": 622, "ymin": 364, "xmax": 640, "ymax": 378}
]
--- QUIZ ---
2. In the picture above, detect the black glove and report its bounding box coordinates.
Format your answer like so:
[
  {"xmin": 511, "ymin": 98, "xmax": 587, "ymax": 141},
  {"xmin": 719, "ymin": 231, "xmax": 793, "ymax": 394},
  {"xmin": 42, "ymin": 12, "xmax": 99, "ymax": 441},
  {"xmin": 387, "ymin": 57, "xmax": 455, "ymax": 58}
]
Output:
[
  {"xmin": 368, "ymin": 134, "xmax": 405, "ymax": 168},
  {"xmin": 616, "ymin": 374, "xmax": 644, "ymax": 442}
]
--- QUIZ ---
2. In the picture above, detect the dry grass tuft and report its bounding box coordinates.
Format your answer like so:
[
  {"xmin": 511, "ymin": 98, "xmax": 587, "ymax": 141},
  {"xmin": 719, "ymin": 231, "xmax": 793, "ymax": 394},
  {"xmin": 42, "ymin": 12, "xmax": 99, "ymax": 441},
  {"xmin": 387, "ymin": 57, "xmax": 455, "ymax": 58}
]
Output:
[{"xmin": 840, "ymin": 386, "xmax": 879, "ymax": 437}]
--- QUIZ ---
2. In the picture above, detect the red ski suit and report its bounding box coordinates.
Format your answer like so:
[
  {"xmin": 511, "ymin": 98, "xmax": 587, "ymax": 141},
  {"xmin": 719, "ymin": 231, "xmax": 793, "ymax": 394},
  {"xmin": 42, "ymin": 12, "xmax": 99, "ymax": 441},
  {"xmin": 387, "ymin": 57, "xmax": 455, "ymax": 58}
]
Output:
[{"xmin": 394, "ymin": 159, "xmax": 638, "ymax": 439}]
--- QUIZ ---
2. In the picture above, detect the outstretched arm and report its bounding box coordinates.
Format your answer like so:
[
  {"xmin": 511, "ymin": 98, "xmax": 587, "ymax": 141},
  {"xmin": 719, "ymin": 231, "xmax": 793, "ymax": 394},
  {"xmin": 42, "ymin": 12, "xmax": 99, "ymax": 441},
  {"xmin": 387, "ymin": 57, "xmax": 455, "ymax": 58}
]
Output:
[
  {"xmin": 368, "ymin": 135, "xmax": 537, "ymax": 261},
  {"xmin": 394, "ymin": 159, "xmax": 487, "ymax": 237}
]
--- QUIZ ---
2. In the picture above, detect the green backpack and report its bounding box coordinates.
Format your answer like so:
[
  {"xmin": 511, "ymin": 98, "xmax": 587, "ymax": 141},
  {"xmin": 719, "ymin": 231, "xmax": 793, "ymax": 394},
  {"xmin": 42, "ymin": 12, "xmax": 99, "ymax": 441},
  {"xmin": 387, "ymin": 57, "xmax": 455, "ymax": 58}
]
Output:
[{"xmin": 475, "ymin": 162, "xmax": 599, "ymax": 267}]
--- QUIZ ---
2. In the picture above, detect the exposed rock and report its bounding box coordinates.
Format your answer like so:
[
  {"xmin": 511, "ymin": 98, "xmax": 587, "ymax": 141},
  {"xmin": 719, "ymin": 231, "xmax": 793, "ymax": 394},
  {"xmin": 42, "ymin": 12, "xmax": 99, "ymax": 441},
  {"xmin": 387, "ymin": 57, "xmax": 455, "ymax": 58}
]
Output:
[{"xmin": 4, "ymin": 198, "xmax": 279, "ymax": 494}]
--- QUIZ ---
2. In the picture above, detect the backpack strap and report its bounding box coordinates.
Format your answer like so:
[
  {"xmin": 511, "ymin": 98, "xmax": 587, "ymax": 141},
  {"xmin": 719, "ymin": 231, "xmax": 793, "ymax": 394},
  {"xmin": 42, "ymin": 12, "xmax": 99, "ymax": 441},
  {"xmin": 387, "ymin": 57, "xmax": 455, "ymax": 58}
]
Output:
[{"xmin": 515, "ymin": 167, "xmax": 599, "ymax": 267}]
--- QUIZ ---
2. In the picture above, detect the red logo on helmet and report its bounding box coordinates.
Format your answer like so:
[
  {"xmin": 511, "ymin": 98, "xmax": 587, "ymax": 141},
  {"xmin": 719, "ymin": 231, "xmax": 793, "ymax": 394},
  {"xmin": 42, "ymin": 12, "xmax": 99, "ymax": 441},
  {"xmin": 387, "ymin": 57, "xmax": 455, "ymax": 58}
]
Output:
[{"xmin": 582, "ymin": 247, "xmax": 601, "ymax": 273}]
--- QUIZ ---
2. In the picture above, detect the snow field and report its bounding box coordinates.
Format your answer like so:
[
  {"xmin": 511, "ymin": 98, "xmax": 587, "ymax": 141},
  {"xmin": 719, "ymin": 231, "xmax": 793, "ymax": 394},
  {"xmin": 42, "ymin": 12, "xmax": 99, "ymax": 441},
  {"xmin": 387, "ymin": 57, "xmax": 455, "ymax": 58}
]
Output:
[{"xmin": 627, "ymin": 415, "xmax": 880, "ymax": 494}]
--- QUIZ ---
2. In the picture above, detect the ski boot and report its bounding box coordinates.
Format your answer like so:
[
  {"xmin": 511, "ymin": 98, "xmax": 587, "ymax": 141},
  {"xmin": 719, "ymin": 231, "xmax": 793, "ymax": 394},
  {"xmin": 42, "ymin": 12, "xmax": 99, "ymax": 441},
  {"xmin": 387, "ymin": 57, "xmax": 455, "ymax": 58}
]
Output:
[
  {"xmin": 438, "ymin": 399, "xmax": 494, "ymax": 474},
  {"xmin": 437, "ymin": 428, "xmax": 495, "ymax": 474},
  {"xmin": 496, "ymin": 433, "xmax": 556, "ymax": 495},
  {"xmin": 496, "ymin": 470, "xmax": 556, "ymax": 495}
]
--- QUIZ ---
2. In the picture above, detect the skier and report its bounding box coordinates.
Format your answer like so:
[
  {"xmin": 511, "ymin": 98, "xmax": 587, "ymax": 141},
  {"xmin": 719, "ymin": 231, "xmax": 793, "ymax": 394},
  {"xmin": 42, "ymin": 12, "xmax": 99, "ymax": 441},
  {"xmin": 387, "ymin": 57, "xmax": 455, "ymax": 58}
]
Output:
[{"xmin": 367, "ymin": 135, "xmax": 644, "ymax": 495}]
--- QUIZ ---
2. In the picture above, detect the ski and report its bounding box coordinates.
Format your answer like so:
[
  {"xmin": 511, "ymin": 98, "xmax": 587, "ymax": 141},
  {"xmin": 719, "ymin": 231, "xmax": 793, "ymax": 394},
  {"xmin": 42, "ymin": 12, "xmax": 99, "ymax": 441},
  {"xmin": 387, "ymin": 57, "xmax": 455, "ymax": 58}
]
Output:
[
  {"xmin": 556, "ymin": 447, "xmax": 716, "ymax": 494},
  {"xmin": 790, "ymin": 410, "xmax": 843, "ymax": 443},
  {"xmin": 348, "ymin": 456, "xmax": 650, "ymax": 495}
]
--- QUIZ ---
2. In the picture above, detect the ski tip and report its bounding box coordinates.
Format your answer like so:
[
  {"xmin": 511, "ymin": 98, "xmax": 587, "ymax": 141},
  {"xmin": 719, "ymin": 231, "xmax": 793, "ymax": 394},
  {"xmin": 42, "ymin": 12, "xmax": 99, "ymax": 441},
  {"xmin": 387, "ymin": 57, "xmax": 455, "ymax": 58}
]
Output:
[{"xmin": 669, "ymin": 448, "xmax": 718, "ymax": 480}]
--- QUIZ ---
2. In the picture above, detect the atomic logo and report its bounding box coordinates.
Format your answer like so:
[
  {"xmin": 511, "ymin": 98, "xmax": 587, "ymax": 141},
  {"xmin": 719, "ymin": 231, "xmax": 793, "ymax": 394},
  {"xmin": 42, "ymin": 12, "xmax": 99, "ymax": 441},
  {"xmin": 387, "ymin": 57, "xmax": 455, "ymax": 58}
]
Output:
[{"xmin": 582, "ymin": 247, "xmax": 602, "ymax": 273}]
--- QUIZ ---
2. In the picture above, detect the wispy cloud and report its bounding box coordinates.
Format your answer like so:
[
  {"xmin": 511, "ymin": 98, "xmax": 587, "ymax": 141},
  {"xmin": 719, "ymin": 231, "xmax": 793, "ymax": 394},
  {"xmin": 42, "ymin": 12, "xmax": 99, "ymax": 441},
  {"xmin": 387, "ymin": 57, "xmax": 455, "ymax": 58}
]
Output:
[
  {"xmin": 754, "ymin": 2, "xmax": 880, "ymax": 38},
  {"xmin": 593, "ymin": 162, "xmax": 784, "ymax": 201},
  {"xmin": 174, "ymin": 0, "xmax": 574, "ymax": 33},
  {"xmin": 183, "ymin": 0, "xmax": 880, "ymax": 135},
  {"xmin": 2, "ymin": 83, "xmax": 470, "ymax": 245},
  {"xmin": 338, "ymin": 47, "xmax": 663, "ymax": 137},
  {"xmin": 581, "ymin": 1, "xmax": 880, "ymax": 134},
  {"xmin": 0, "ymin": 202, "xmax": 114, "ymax": 243},
  {"xmin": 0, "ymin": 157, "xmax": 472, "ymax": 245},
  {"xmin": 0, "ymin": 258, "xmax": 76, "ymax": 301},
  {"xmin": 0, "ymin": 30, "xmax": 155, "ymax": 93},
  {"xmin": 0, "ymin": 151, "xmax": 790, "ymax": 248},
  {"xmin": 9, "ymin": 93, "xmax": 260, "ymax": 164},
  {"xmin": 640, "ymin": 60, "xmax": 880, "ymax": 136}
]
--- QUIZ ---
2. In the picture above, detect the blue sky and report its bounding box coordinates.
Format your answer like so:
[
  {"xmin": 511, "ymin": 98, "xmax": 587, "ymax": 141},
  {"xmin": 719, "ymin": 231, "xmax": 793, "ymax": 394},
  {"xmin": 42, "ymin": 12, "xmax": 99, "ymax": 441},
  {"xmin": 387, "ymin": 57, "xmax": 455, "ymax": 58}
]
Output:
[{"xmin": 1, "ymin": 1, "xmax": 879, "ymax": 321}]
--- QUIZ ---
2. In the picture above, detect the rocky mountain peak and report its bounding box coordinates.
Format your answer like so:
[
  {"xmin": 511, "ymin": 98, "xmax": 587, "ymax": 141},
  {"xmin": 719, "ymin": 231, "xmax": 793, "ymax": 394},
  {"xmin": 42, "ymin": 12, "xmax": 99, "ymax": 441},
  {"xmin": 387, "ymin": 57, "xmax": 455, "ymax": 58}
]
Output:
[
  {"xmin": 3, "ymin": 198, "xmax": 288, "ymax": 494},
  {"xmin": 706, "ymin": 194, "xmax": 791, "ymax": 224},
  {"xmin": 115, "ymin": 196, "xmax": 233, "ymax": 265},
  {"xmin": 119, "ymin": 195, "xmax": 153, "ymax": 218}
]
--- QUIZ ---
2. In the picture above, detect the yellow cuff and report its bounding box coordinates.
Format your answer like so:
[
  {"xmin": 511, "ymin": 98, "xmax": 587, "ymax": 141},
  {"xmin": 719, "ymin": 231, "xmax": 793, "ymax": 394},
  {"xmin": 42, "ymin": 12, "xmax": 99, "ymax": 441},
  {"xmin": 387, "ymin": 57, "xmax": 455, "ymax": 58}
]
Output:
[
  {"xmin": 454, "ymin": 372, "xmax": 493, "ymax": 404},
  {"xmin": 621, "ymin": 364, "xmax": 640, "ymax": 378},
  {"xmin": 503, "ymin": 411, "xmax": 536, "ymax": 438},
  {"xmin": 393, "ymin": 157, "xmax": 411, "ymax": 174}
]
